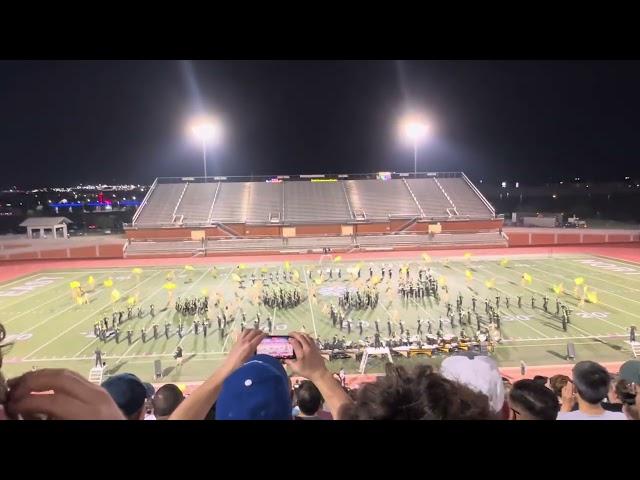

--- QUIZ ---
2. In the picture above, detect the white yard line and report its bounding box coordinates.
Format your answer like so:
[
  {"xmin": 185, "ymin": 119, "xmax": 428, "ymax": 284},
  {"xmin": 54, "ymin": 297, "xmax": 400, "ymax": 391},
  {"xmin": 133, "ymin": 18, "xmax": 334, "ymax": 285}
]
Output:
[
  {"xmin": 22, "ymin": 270, "xmax": 166, "ymax": 360},
  {"xmin": 552, "ymin": 260, "xmax": 640, "ymax": 299},
  {"xmin": 302, "ymin": 265, "xmax": 318, "ymax": 338},
  {"xmin": 447, "ymin": 263, "xmax": 551, "ymax": 339},
  {"xmin": 523, "ymin": 263, "xmax": 634, "ymax": 329},
  {"xmin": 3, "ymin": 274, "xmax": 103, "ymax": 325}
]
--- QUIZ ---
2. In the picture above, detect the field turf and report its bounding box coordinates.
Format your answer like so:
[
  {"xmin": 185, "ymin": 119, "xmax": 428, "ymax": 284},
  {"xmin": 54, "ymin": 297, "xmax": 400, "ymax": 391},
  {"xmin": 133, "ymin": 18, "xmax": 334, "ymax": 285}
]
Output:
[{"xmin": 1, "ymin": 252, "xmax": 638, "ymax": 383}]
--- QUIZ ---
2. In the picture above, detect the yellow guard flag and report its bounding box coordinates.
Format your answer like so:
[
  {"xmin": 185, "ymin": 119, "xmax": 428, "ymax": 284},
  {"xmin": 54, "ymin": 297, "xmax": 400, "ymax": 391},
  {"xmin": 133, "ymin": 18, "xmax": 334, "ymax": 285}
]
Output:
[
  {"xmin": 586, "ymin": 290, "xmax": 598, "ymax": 304},
  {"xmin": 333, "ymin": 256, "xmax": 342, "ymax": 263},
  {"xmin": 552, "ymin": 283, "xmax": 564, "ymax": 295},
  {"xmin": 499, "ymin": 258, "xmax": 509, "ymax": 267},
  {"xmin": 284, "ymin": 261, "xmax": 291, "ymax": 271},
  {"xmin": 465, "ymin": 270, "xmax": 473, "ymax": 281},
  {"xmin": 110, "ymin": 289, "xmax": 121, "ymax": 302},
  {"xmin": 574, "ymin": 277, "xmax": 585, "ymax": 286},
  {"xmin": 522, "ymin": 273, "xmax": 532, "ymax": 285},
  {"xmin": 485, "ymin": 278, "xmax": 496, "ymax": 289},
  {"xmin": 103, "ymin": 278, "xmax": 113, "ymax": 288}
]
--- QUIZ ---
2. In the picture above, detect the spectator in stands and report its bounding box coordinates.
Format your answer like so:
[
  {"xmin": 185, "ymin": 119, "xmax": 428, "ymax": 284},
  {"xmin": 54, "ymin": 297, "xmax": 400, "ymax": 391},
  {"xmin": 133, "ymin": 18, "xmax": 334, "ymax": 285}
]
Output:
[
  {"xmin": 340, "ymin": 364, "xmax": 496, "ymax": 420},
  {"xmin": 508, "ymin": 379, "xmax": 559, "ymax": 420},
  {"xmin": 440, "ymin": 354, "xmax": 506, "ymax": 415},
  {"xmin": 549, "ymin": 374, "xmax": 570, "ymax": 402},
  {"xmin": 558, "ymin": 361, "xmax": 627, "ymax": 420},
  {"xmin": 617, "ymin": 360, "xmax": 640, "ymax": 420},
  {"xmin": 294, "ymin": 380, "xmax": 325, "ymax": 420},
  {"xmin": 532, "ymin": 375, "xmax": 548, "ymax": 386},
  {"xmin": 170, "ymin": 330, "xmax": 352, "ymax": 420},
  {"xmin": 152, "ymin": 384, "xmax": 185, "ymax": 420},
  {"xmin": 102, "ymin": 373, "xmax": 148, "ymax": 420}
]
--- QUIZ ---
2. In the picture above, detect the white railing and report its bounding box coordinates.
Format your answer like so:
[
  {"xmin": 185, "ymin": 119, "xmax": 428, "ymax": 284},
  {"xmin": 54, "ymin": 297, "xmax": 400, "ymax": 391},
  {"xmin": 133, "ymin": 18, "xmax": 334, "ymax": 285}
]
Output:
[
  {"xmin": 341, "ymin": 180, "xmax": 355, "ymax": 220},
  {"xmin": 434, "ymin": 178, "xmax": 457, "ymax": 214},
  {"xmin": 206, "ymin": 182, "xmax": 221, "ymax": 225},
  {"xmin": 131, "ymin": 178, "xmax": 158, "ymax": 225},
  {"xmin": 461, "ymin": 172, "xmax": 495, "ymax": 216},
  {"xmin": 402, "ymin": 178, "xmax": 425, "ymax": 218}
]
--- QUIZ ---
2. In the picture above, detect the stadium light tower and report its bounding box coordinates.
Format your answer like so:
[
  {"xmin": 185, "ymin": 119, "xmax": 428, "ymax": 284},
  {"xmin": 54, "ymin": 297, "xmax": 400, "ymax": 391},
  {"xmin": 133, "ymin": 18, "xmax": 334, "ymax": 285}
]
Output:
[
  {"xmin": 188, "ymin": 116, "xmax": 223, "ymax": 181},
  {"xmin": 398, "ymin": 114, "xmax": 432, "ymax": 176}
]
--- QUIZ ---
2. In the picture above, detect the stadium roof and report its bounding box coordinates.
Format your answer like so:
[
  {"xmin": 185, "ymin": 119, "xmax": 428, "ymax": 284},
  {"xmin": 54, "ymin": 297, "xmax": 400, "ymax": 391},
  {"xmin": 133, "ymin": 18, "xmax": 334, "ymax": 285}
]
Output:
[{"xmin": 20, "ymin": 217, "xmax": 72, "ymax": 227}]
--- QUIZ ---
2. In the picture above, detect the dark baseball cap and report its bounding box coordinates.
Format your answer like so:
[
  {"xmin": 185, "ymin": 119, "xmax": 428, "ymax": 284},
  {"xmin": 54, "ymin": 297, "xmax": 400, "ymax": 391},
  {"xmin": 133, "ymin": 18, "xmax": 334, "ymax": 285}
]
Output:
[
  {"xmin": 618, "ymin": 360, "xmax": 640, "ymax": 384},
  {"xmin": 101, "ymin": 373, "xmax": 147, "ymax": 417}
]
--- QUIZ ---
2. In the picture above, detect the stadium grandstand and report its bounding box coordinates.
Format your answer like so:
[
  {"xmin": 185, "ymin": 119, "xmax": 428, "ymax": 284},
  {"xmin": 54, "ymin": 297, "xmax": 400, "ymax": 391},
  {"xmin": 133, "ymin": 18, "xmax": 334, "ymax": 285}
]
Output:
[{"xmin": 124, "ymin": 172, "xmax": 506, "ymax": 257}]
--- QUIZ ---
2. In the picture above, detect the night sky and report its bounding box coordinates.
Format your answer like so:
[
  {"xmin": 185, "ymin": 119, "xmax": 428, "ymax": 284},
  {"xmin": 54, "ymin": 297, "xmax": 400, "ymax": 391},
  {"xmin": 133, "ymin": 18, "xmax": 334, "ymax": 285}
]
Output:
[{"xmin": 0, "ymin": 60, "xmax": 639, "ymax": 188}]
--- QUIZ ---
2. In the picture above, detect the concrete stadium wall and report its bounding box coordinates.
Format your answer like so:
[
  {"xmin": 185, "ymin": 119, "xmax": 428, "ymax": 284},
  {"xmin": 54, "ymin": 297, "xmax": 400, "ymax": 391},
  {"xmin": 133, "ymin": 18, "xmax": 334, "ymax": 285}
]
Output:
[
  {"xmin": 0, "ymin": 243, "xmax": 125, "ymax": 261},
  {"xmin": 505, "ymin": 228, "xmax": 640, "ymax": 247}
]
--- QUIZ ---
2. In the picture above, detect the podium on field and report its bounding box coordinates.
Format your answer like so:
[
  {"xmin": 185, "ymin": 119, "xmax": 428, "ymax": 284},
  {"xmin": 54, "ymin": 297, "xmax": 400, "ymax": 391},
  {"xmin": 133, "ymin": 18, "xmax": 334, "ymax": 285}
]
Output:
[{"xmin": 359, "ymin": 346, "xmax": 393, "ymax": 374}]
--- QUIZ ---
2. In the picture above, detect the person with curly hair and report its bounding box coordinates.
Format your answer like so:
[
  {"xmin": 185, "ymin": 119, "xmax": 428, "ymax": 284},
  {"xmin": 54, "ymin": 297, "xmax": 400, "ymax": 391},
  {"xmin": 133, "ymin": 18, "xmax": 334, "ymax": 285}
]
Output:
[{"xmin": 340, "ymin": 364, "xmax": 497, "ymax": 420}]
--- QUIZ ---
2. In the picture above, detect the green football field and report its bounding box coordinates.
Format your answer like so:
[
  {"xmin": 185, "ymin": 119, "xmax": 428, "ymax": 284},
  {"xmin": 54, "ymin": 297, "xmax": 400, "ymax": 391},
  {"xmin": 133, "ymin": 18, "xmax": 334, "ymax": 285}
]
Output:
[{"xmin": 1, "ymin": 253, "xmax": 638, "ymax": 383}]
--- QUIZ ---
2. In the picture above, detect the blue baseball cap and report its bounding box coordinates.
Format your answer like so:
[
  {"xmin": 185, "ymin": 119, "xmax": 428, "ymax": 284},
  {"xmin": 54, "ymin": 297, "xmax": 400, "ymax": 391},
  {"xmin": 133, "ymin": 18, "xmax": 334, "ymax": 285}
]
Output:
[
  {"xmin": 101, "ymin": 373, "xmax": 147, "ymax": 417},
  {"xmin": 215, "ymin": 354, "xmax": 292, "ymax": 420}
]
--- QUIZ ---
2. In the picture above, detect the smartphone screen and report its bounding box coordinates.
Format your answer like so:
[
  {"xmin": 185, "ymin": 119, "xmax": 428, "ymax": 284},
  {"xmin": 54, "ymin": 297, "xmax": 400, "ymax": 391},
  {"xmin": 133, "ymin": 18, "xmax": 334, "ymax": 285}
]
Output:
[{"xmin": 257, "ymin": 336, "xmax": 296, "ymax": 360}]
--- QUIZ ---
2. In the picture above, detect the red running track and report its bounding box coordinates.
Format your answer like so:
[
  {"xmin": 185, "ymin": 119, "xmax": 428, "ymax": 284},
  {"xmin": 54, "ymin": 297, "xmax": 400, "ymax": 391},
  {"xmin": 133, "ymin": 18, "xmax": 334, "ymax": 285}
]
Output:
[{"xmin": 0, "ymin": 244, "xmax": 639, "ymax": 284}]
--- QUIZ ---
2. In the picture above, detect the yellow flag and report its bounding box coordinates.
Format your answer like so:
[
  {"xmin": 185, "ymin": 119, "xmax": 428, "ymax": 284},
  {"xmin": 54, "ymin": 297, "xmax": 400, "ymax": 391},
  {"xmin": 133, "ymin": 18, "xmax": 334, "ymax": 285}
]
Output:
[
  {"xmin": 438, "ymin": 276, "xmax": 447, "ymax": 286},
  {"xmin": 284, "ymin": 261, "xmax": 291, "ymax": 271},
  {"xmin": 232, "ymin": 273, "xmax": 242, "ymax": 282},
  {"xmin": 132, "ymin": 267, "xmax": 143, "ymax": 275},
  {"xmin": 163, "ymin": 282, "xmax": 177, "ymax": 290},
  {"xmin": 261, "ymin": 267, "xmax": 269, "ymax": 273},
  {"xmin": 314, "ymin": 277, "xmax": 323, "ymax": 285},
  {"xmin": 464, "ymin": 252, "xmax": 472, "ymax": 259},
  {"xmin": 552, "ymin": 283, "xmax": 564, "ymax": 295},
  {"xmin": 574, "ymin": 277, "xmax": 585, "ymax": 286},
  {"xmin": 103, "ymin": 278, "xmax": 113, "ymax": 288},
  {"xmin": 238, "ymin": 264, "xmax": 247, "ymax": 270},
  {"xmin": 110, "ymin": 289, "xmax": 121, "ymax": 302},
  {"xmin": 87, "ymin": 276, "xmax": 95, "ymax": 285},
  {"xmin": 372, "ymin": 275, "xmax": 382, "ymax": 285},
  {"xmin": 522, "ymin": 273, "xmax": 532, "ymax": 285},
  {"xmin": 484, "ymin": 278, "xmax": 496, "ymax": 289},
  {"xmin": 499, "ymin": 258, "xmax": 509, "ymax": 267},
  {"xmin": 127, "ymin": 295, "xmax": 137, "ymax": 306},
  {"xmin": 465, "ymin": 270, "xmax": 473, "ymax": 281},
  {"xmin": 586, "ymin": 290, "xmax": 598, "ymax": 304},
  {"xmin": 69, "ymin": 280, "xmax": 81, "ymax": 289},
  {"xmin": 421, "ymin": 252, "xmax": 431, "ymax": 262},
  {"xmin": 333, "ymin": 256, "xmax": 342, "ymax": 263},
  {"xmin": 184, "ymin": 265, "xmax": 194, "ymax": 271}
]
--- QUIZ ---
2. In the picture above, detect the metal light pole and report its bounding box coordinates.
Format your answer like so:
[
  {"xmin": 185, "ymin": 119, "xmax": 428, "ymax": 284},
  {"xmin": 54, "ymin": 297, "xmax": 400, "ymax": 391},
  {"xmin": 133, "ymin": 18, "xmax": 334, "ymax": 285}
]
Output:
[{"xmin": 202, "ymin": 139, "xmax": 208, "ymax": 181}]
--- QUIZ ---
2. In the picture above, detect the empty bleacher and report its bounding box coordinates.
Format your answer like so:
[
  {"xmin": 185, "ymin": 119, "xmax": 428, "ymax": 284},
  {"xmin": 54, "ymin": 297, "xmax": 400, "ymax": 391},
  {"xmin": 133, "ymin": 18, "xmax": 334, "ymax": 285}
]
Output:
[
  {"xmin": 405, "ymin": 178, "xmax": 453, "ymax": 218},
  {"xmin": 175, "ymin": 182, "xmax": 219, "ymax": 225},
  {"xmin": 134, "ymin": 183, "xmax": 185, "ymax": 225},
  {"xmin": 284, "ymin": 181, "xmax": 352, "ymax": 223},
  {"xmin": 131, "ymin": 173, "xmax": 496, "ymax": 229},
  {"xmin": 437, "ymin": 177, "xmax": 494, "ymax": 218},
  {"xmin": 344, "ymin": 179, "xmax": 421, "ymax": 220},
  {"xmin": 247, "ymin": 182, "xmax": 283, "ymax": 224},
  {"xmin": 356, "ymin": 232, "xmax": 506, "ymax": 249},
  {"xmin": 125, "ymin": 240, "xmax": 202, "ymax": 256},
  {"xmin": 209, "ymin": 182, "xmax": 250, "ymax": 223}
]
